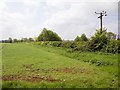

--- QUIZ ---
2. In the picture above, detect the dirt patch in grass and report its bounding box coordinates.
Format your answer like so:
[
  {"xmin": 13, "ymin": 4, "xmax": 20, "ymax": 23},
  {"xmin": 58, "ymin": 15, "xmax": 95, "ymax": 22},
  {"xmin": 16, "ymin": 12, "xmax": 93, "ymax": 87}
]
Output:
[
  {"xmin": 22, "ymin": 64, "xmax": 91, "ymax": 75},
  {"xmin": 23, "ymin": 64, "xmax": 34, "ymax": 69},
  {"xmin": 22, "ymin": 65, "xmax": 91, "ymax": 75},
  {"xmin": 40, "ymin": 67, "xmax": 90, "ymax": 74},
  {"xmin": 60, "ymin": 67, "xmax": 78, "ymax": 74},
  {"xmin": 2, "ymin": 75, "xmax": 60, "ymax": 82},
  {"xmin": 52, "ymin": 67, "xmax": 91, "ymax": 74}
]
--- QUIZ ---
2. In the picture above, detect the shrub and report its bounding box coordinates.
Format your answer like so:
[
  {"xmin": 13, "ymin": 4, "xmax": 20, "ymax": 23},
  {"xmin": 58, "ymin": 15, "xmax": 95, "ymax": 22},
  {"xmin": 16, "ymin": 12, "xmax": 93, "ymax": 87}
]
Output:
[
  {"xmin": 48, "ymin": 41, "xmax": 61, "ymax": 47},
  {"xmin": 105, "ymin": 40, "xmax": 119, "ymax": 53},
  {"xmin": 73, "ymin": 41, "xmax": 88, "ymax": 51},
  {"xmin": 87, "ymin": 30, "xmax": 109, "ymax": 51},
  {"xmin": 60, "ymin": 41, "xmax": 73, "ymax": 48}
]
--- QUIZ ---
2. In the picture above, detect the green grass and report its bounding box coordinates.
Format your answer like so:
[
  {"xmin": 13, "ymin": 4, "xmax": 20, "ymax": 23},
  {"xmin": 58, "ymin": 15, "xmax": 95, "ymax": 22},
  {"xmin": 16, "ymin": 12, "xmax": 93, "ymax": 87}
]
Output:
[{"xmin": 2, "ymin": 43, "xmax": 118, "ymax": 88}]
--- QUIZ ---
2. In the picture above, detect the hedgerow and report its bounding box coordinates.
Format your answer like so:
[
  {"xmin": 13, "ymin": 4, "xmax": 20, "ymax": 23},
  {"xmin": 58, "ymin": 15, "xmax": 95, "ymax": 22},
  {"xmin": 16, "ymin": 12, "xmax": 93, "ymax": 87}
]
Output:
[
  {"xmin": 34, "ymin": 39, "xmax": 119, "ymax": 54},
  {"xmin": 34, "ymin": 30, "xmax": 119, "ymax": 54}
]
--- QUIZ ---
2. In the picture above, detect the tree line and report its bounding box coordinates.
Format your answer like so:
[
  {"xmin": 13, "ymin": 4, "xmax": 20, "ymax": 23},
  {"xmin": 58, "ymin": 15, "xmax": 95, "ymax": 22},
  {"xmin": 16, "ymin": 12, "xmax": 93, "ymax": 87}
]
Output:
[
  {"xmin": 34, "ymin": 28, "xmax": 120, "ymax": 53},
  {"xmin": 1, "ymin": 28, "xmax": 119, "ymax": 43},
  {"xmin": 1, "ymin": 37, "xmax": 34, "ymax": 43}
]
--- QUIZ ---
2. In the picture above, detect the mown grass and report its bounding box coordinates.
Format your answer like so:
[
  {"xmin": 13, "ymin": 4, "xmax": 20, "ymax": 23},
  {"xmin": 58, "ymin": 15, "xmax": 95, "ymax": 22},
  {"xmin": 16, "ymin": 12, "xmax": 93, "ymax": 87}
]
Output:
[{"xmin": 2, "ymin": 43, "xmax": 118, "ymax": 88}]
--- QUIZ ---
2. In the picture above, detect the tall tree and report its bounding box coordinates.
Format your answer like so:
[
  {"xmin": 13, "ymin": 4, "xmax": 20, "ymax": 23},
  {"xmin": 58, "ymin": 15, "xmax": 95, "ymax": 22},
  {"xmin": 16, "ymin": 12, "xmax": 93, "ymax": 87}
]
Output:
[{"xmin": 37, "ymin": 28, "xmax": 62, "ymax": 41}]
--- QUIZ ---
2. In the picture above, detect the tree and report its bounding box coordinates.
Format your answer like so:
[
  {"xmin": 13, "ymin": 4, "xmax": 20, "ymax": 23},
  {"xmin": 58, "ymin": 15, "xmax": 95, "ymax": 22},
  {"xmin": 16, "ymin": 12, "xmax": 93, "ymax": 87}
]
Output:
[
  {"xmin": 74, "ymin": 34, "xmax": 88, "ymax": 42},
  {"xmin": 80, "ymin": 34, "xmax": 88, "ymax": 41},
  {"xmin": 8, "ymin": 37, "xmax": 12, "ymax": 43},
  {"xmin": 74, "ymin": 36, "xmax": 80, "ymax": 42},
  {"xmin": 13, "ymin": 38, "xmax": 18, "ymax": 42},
  {"xmin": 28, "ymin": 38, "xmax": 34, "ymax": 42},
  {"xmin": 37, "ymin": 28, "xmax": 62, "ymax": 41},
  {"xmin": 21, "ymin": 38, "xmax": 28, "ymax": 42}
]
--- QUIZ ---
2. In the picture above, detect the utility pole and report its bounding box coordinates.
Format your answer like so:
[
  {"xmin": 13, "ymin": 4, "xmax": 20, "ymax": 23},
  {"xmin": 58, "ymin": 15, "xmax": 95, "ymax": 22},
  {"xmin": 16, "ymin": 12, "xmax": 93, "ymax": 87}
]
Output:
[{"xmin": 95, "ymin": 11, "xmax": 107, "ymax": 33}]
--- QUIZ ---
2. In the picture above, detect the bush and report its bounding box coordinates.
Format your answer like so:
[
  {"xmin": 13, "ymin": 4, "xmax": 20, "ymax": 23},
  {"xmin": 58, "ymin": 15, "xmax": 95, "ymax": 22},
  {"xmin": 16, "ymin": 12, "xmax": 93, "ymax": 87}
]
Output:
[
  {"xmin": 60, "ymin": 41, "xmax": 73, "ymax": 48},
  {"xmin": 87, "ymin": 30, "xmax": 109, "ymax": 51},
  {"xmin": 72, "ymin": 41, "xmax": 88, "ymax": 51},
  {"xmin": 47, "ymin": 41, "xmax": 61, "ymax": 47},
  {"xmin": 73, "ymin": 30, "xmax": 119, "ymax": 54},
  {"xmin": 105, "ymin": 40, "xmax": 119, "ymax": 53}
]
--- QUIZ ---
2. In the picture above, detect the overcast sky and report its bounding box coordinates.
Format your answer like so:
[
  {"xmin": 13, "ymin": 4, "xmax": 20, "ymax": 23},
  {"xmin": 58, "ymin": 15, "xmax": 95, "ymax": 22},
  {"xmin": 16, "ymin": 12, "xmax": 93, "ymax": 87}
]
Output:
[{"xmin": 0, "ymin": 0, "xmax": 119, "ymax": 40}]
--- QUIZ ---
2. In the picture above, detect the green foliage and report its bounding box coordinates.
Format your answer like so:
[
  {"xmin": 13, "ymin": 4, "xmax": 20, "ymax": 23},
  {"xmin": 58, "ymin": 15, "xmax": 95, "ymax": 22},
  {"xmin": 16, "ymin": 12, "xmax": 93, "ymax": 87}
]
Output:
[
  {"xmin": 13, "ymin": 39, "xmax": 18, "ymax": 43},
  {"xmin": 74, "ymin": 34, "xmax": 88, "ymax": 42},
  {"xmin": 28, "ymin": 38, "xmax": 34, "ymax": 42},
  {"xmin": 21, "ymin": 38, "xmax": 34, "ymax": 42},
  {"xmin": 21, "ymin": 38, "xmax": 27, "ymax": 42},
  {"xmin": 34, "ymin": 39, "xmax": 119, "ymax": 54},
  {"xmin": 34, "ymin": 41, "xmax": 61, "ymax": 47},
  {"xmin": 37, "ymin": 28, "xmax": 62, "ymax": 41},
  {"xmin": 80, "ymin": 34, "xmax": 88, "ymax": 41},
  {"xmin": 50, "ymin": 41, "xmax": 61, "ymax": 47},
  {"xmin": 88, "ymin": 30, "xmax": 108, "ymax": 51},
  {"xmin": 66, "ymin": 30, "xmax": 118, "ymax": 53},
  {"xmin": 74, "ymin": 36, "xmax": 80, "ymax": 42},
  {"xmin": 72, "ymin": 41, "xmax": 88, "ymax": 51},
  {"xmin": 105, "ymin": 40, "xmax": 119, "ymax": 53},
  {"xmin": 60, "ymin": 41, "xmax": 74, "ymax": 48}
]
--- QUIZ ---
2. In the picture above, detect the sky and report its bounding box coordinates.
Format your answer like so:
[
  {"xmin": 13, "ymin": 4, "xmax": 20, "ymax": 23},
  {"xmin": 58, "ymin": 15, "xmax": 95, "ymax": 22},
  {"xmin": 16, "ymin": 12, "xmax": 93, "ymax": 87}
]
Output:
[{"xmin": 0, "ymin": 0, "xmax": 119, "ymax": 40}]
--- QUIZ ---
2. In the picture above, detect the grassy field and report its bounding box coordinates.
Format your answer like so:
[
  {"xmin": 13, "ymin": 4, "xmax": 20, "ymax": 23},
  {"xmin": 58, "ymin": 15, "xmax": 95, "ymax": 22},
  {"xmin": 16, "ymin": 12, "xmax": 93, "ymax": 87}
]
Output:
[{"xmin": 2, "ymin": 43, "xmax": 118, "ymax": 88}]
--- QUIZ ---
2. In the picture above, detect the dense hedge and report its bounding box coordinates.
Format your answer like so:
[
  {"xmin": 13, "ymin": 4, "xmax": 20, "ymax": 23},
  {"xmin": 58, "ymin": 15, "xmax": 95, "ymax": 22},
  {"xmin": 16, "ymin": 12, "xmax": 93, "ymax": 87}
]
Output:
[
  {"xmin": 34, "ymin": 40, "xmax": 120, "ymax": 54},
  {"xmin": 105, "ymin": 40, "xmax": 120, "ymax": 53}
]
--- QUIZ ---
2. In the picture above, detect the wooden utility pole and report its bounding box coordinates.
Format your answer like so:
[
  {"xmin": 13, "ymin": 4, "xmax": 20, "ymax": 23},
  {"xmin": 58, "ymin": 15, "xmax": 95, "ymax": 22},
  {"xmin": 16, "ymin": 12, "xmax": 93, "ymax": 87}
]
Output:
[{"xmin": 95, "ymin": 11, "xmax": 107, "ymax": 33}]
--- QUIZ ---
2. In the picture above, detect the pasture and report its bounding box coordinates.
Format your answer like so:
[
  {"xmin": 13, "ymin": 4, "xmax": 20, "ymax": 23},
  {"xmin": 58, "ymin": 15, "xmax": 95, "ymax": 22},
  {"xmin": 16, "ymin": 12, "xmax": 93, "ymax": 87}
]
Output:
[{"xmin": 2, "ymin": 43, "xmax": 118, "ymax": 88}]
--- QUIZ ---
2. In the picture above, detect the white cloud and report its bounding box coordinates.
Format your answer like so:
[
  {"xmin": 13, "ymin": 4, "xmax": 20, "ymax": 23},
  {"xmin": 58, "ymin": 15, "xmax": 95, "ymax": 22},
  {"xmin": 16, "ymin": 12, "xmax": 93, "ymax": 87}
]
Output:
[
  {"xmin": 43, "ymin": 2, "xmax": 87, "ymax": 26},
  {"xmin": 42, "ymin": 2, "xmax": 118, "ymax": 40},
  {"xmin": 46, "ymin": 0, "xmax": 119, "ymax": 4},
  {"xmin": 0, "ymin": 0, "xmax": 119, "ymax": 40},
  {"xmin": 23, "ymin": 0, "xmax": 38, "ymax": 6}
]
